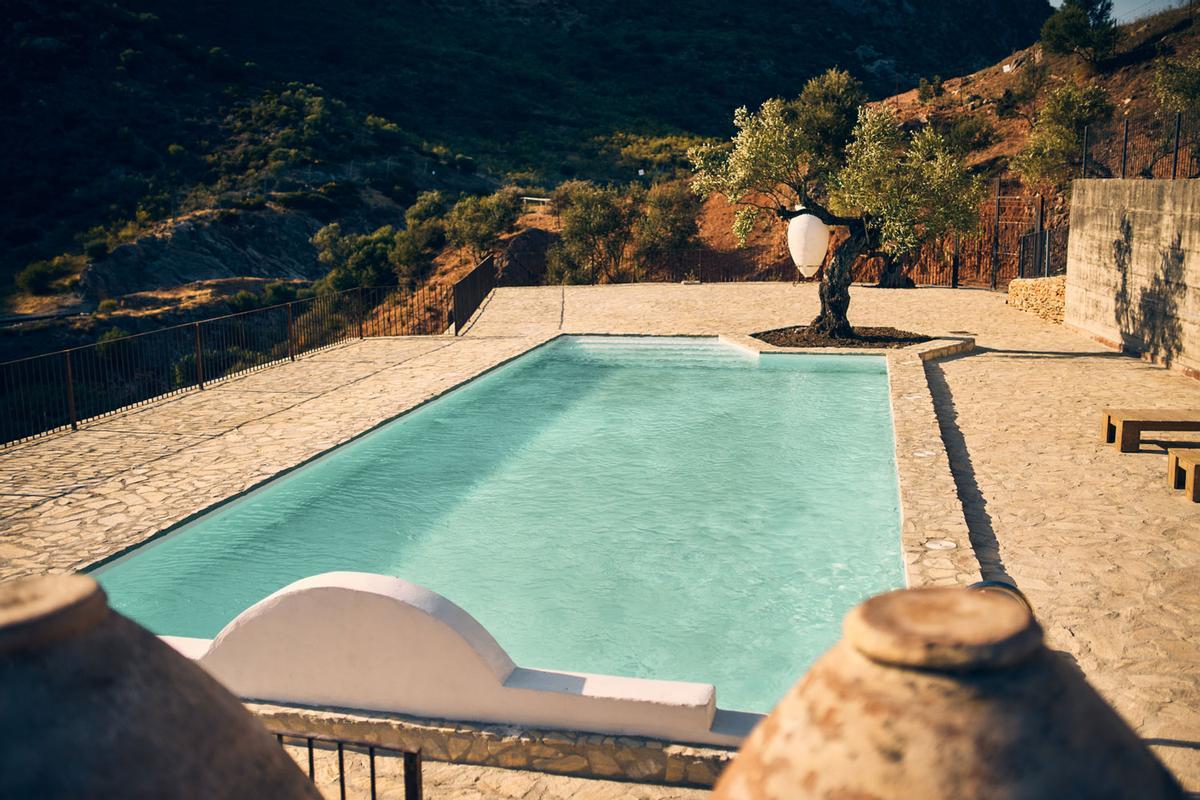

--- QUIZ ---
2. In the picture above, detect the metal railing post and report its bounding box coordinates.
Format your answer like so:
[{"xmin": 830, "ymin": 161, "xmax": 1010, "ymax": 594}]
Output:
[
  {"xmin": 63, "ymin": 350, "xmax": 77, "ymax": 430},
  {"xmin": 990, "ymin": 179, "xmax": 1001, "ymax": 290},
  {"xmin": 1080, "ymin": 125, "xmax": 1089, "ymax": 179},
  {"xmin": 951, "ymin": 234, "xmax": 960, "ymax": 289},
  {"xmin": 357, "ymin": 287, "xmax": 365, "ymax": 339},
  {"xmin": 1035, "ymin": 194, "xmax": 1045, "ymax": 279},
  {"xmin": 1120, "ymin": 118, "xmax": 1129, "ymax": 179},
  {"xmin": 193, "ymin": 323, "xmax": 205, "ymax": 389},
  {"xmin": 1172, "ymin": 112, "xmax": 1182, "ymax": 179},
  {"xmin": 286, "ymin": 302, "xmax": 295, "ymax": 360},
  {"xmin": 404, "ymin": 751, "xmax": 423, "ymax": 800}
]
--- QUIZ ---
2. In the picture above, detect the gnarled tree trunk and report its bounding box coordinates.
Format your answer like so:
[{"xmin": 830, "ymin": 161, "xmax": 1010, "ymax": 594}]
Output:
[{"xmin": 809, "ymin": 221, "xmax": 869, "ymax": 338}]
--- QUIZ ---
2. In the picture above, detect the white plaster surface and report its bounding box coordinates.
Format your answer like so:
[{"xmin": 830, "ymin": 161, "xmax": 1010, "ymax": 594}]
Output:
[{"xmin": 181, "ymin": 572, "xmax": 752, "ymax": 747}]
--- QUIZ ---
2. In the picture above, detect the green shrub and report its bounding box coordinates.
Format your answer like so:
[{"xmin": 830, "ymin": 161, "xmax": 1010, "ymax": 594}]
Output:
[
  {"xmin": 1153, "ymin": 52, "xmax": 1200, "ymax": 114},
  {"xmin": 996, "ymin": 61, "xmax": 1049, "ymax": 127},
  {"xmin": 261, "ymin": 280, "xmax": 300, "ymax": 306},
  {"xmin": 16, "ymin": 255, "xmax": 78, "ymax": 295},
  {"xmin": 312, "ymin": 224, "xmax": 401, "ymax": 291},
  {"xmin": 228, "ymin": 290, "xmax": 261, "ymax": 312},
  {"xmin": 97, "ymin": 299, "xmax": 118, "ymax": 313},
  {"xmin": 547, "ymin": 181, "xmax": 640, "ymax": 284},
  {"xmin": 96, "ymin": 326, "xmax": 129, "ymax": 356},
  {"xmin": 406, "ymin": 190, "xmax": 448, "ymax": 227},
  {"xmin": 917, "ymin": 75, "xmax": 944, "ymax": 103},
  {"xmin": 934, "ymin": 114, "xmax": 995, "ymax": 155}
]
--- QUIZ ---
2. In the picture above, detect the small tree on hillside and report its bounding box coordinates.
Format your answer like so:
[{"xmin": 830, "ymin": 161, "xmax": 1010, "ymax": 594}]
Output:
[
  {"xmin": 547, "ymin": 181, "xmax": 641, "ymax": 284},
  {"xmin": 632, "ymin": 181, "xmax": 701, "ymax": 271},
  {"xmin": 312, "ymin": 224, "xmax": 398, "ymax": 291},
  {"xmin": 1153, "ymin": 52, "xmax": 1200, "ymax": 114},
  {"xmin": 1013, "ymin": 82, "xmax": 1113, "ymax": 187},
  {"xmin": 996, "ymin": 60, "xmax": 1049, "ymax": 129},
  {"xmin": 1041, "ymin": 0, "xmax": 1119, "ymax": 65},
  {"xmin": 405, "ymin": 190, "xmax": 450, "ymax": 230},
  {"xmin": 690, "ymin": 69, "xmax": 981, "ymax": 337},
  {"xmin": 444, "ymin": 188, "xmax": 521, "ymax": 262}
]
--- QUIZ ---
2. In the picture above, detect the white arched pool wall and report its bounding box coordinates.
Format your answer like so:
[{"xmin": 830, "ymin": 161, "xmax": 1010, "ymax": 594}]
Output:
[{"xmin": 162, "ymin": 572, "xmax": 758, "ymax": 747}]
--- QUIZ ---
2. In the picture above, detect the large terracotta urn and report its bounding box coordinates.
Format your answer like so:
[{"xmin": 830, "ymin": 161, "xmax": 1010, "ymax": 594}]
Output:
[
  {"xmin": 0, "ymin": 574, "xmax": 320, "ymax": 799},
  {"xmin": 714, "ymin": 587, "xmax": 1182, "ymax": 800}
]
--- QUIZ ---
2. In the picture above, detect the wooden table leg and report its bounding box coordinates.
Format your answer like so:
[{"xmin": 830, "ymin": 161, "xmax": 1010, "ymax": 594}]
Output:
[
  {"xmin": 1103, "ymin": 413, "xmax": 1116, "ymax": 444},
  {"xmin": 1118, "ymin": 421, "xmax": 1141, "ymax": 453}
]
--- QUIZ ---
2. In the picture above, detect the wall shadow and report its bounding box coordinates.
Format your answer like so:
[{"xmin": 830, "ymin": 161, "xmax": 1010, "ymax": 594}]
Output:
[
  {"xmin": 923, "ymin": 361, "xmax": 1014, "ymax": 585},
  {"xmin": 1113, "ymin": 214, "xmax": 1186, "ymax": 367}
]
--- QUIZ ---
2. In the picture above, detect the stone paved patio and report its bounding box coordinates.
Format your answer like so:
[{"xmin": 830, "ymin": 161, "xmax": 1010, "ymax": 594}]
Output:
[{"xmin": 3, "ymin": 282, "xmax": 1199, "ymax": 792}]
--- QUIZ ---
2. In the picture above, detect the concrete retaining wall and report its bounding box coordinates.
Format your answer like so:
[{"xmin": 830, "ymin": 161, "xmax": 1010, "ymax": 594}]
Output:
[{"xmin": 1065, "ymin": 180, "xmax": 1200, "ymax": 377}]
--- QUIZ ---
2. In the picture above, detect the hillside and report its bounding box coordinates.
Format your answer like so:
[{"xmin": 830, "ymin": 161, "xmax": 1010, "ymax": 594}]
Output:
[
  {"xmin": 879, "ymin": 6, "xmax": 1200, "ymax": 189},
  {"xmin": 2, "ymin": 0, "xmax": 1050, "ymax": 324},
  {"xmin": 693, "ymin": 5, "xmax": 1200, "ymax": 271}
]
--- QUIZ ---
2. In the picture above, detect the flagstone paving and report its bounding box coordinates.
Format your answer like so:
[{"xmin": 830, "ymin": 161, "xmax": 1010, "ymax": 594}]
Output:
[{"xmin": 3, "ymin": 282, "xmax": 1199, "ymax": 793}]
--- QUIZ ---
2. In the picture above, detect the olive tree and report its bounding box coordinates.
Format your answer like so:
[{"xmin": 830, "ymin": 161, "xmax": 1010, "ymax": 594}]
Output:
[
  {"xmin": 445, "ymin": 187, "xmax": 521, "ymax": 262},
  {"xmin": 690, "ymin": 68, "xmax": 981, "ymax": 338},
  {"xmin": 632, "ymin": 181, "xmax": 701, "ymax": 269},
  {"xmin": 1013, "ymin": 82, "xmax": 1113, "ymax": 188},
  {"xmin": 547, "ymin": 180, "xmax": 640, "ymax": 284},
  {"xmin": 834, "ymin": 108, "xmax": 983, "ymax": 290}
]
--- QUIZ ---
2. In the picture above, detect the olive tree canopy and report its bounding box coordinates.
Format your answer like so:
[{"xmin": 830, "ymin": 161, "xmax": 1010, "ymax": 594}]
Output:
[{"xmin": 690, "ymin": 69, "xmax": 982, "ymax": 337}]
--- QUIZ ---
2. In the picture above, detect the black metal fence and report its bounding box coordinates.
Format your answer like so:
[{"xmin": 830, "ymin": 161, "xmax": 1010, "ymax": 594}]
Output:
[
  {"xmin": 0, "ymin": 284, "xmax": 451, "ymax": 447},
  {"xmin": 1083, "ymin": 112, "xmax": 1199, "ymax": 181},
  {"xmin": 274, "ymin": 732, "xmax": 422, "ymax": 800},
  {"xmin": 452, "ymin": 253, "xmax": 498, "ymax": 334},
  {"xmin": 1017, "ymin": 225, "xmax": 1069, "ymax": 278}
]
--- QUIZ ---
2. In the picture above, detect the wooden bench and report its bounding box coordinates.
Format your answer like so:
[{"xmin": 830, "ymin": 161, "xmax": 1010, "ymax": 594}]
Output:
[
  {"xmin": 1168, "ymin": 448, "xmax": 1200, "ymax": 503},
  {"xmin": 1101, "ymin": 408, "xmax": 1200, "ymax": 453}
]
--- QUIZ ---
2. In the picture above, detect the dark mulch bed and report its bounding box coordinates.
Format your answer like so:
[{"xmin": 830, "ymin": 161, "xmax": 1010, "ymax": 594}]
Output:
[{"xmin": 753, "ymin": 325, "xmax": 931, "ymax": 349}]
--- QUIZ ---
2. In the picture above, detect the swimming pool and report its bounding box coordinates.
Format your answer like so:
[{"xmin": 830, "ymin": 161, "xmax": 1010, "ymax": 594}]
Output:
[{"xmin": 94, "ymin": 336, "xmax": 903, "ymax": 712}]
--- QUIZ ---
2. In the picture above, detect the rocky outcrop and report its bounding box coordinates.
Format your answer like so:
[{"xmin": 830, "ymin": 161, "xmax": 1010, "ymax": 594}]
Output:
[{"xmin": 80, "ymin": 208, "xmax": 326, "ymax": 300}]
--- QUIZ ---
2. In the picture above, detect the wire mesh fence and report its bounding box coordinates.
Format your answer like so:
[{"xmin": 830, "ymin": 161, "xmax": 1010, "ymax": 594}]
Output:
[{"xmin": 1084, "ymin": 112, "xmax": 1199, "ymax": 181}]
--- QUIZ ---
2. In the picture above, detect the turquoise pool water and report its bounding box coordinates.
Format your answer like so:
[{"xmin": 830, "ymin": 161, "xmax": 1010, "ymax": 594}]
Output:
[{"xmin": 94, "ymin": 336, "xmax": 903, "ymax": 712}]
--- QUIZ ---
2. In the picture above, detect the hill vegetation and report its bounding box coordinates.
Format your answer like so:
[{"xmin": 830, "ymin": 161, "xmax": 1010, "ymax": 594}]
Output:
[
  {"xmin": 25, "ymin": 2, "xmax": 1199, "ymax": 351},
  {"xmin": 2, "ymin": 0, "xmax": 1050, "ymax": 324}
]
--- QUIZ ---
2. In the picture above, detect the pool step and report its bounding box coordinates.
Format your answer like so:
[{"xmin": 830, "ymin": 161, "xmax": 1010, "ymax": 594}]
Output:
[{"xmin": 563, "ymin": 336, "xmax": 756, "ymax": 365}]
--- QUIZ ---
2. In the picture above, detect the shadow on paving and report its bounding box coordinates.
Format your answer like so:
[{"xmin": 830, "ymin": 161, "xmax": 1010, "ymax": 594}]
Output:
[
  {"xmin": 971, "ymin": 346, "xmax": 1133, "ymax": 360},
  {"xmin": 922, "ymin": 361, "xmax": 1014, "ymax": 586}
]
